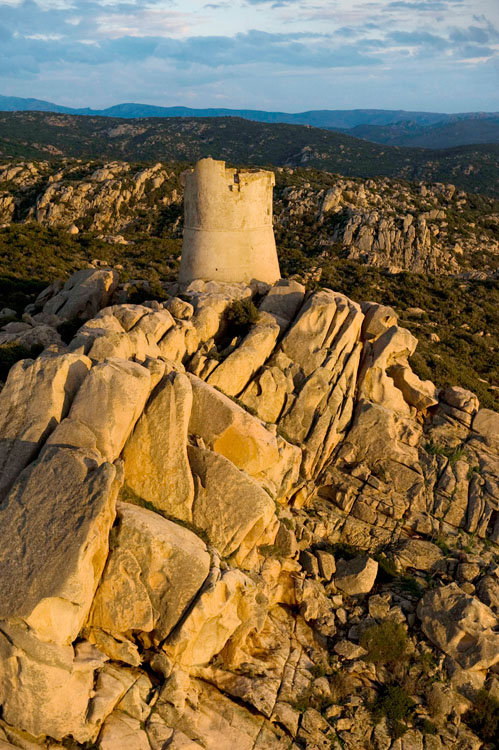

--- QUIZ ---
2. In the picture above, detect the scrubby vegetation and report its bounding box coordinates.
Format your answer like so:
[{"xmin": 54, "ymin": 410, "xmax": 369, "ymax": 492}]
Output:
[
  {"xmin": 372, "ymin": 685, "xmax": 416, "ymax": 739},
  {"xmin": 464, "ymin": 689, "xmax": 499, "ymax": 747},
  {"xmin": 223, "ymin": 298, "xmax": 259, "ymax": 337},
  {"xmin": 0, "ymin": 342, "xmax": 43, "ymax": 381},
  {"xmin": 0, "ymin": 224, "xmax": 181, "ymax": 315},
  {"xmin": 360, "ymin": 621, "xmax": 408, "ymax": 665},
  {"xmin": 1, "ymin": 112, "xmax": 498, "ymax": 195}
]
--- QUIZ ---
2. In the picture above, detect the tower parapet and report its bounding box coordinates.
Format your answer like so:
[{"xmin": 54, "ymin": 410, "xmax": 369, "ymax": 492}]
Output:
[{"xmin": 178, "ymin": 158, "xmax": 280, "ymax": 285}]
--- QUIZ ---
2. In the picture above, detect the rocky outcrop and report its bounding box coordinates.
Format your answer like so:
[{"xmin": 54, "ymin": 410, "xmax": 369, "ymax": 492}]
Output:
[
  {"xmin": 1, "ymin": 160, "xmax": 497, "ymax": 278},
  {"xmin": 38, "ymin": 268, "xmax": 119, "ymax": 321},
  {"xmin": 0, "ymin": 269, "xmax": 498, "ymax": 750},
  {"xmin": 276, "ymin": 177, "xmax": 499, "ymax": 277}
]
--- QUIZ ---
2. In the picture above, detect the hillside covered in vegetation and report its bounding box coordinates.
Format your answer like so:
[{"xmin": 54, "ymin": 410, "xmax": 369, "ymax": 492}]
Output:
[{"xmin": 0, "ymin": 112, "xmax": 498, "ymax": 196}]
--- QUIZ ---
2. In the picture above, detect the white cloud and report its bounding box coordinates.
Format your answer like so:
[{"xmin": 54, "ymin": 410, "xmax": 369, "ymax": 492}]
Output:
[{"xmin": 0, "ymin": 0, "xmax": 497, "ymax": 110}]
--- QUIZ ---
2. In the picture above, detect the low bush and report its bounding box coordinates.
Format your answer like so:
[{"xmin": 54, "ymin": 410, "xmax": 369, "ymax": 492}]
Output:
[
  {"xmin": 360, "ymin": 621, "xmax": 408, "ymax": 665},
  {"xmin": 0, "ymin": 342, "xmax": 43, "ymax": 382},
  {"xmin": 224, "ymin": 297, "xmax": 259, "ymax": 336},
  {"xmin": 464, "ymin": 689, "xmax": 499, "ymax": 745},
  {"xmin": 372, "ymin": 685, "xmax": 416, "ymax": 739}
]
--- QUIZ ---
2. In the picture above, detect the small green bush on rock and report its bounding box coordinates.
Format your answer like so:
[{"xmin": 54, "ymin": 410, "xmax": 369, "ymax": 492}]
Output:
[
  {"xmin": 0, "ymin": 342, "xmax": 43, "ymax": 382},
  {"xmin": 361, "ymin": 620, "xmax": 408, "ymax": 665},
  {"xmin": 464, "ymin": 689, "xmax": 499, "ymax": 745},
  {"xmin": 224, "ymin": 298, "xmax": 259, "ymax": 337},
  {"xmin": 372, "ymin": 685, "xmax": 416, "ymax": 739}
]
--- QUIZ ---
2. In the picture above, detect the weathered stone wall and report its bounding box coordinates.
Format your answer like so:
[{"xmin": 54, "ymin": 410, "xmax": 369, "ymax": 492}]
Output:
[{"xmin": 179, "ymin": 158, "xmax": 281, "ymax": 285}]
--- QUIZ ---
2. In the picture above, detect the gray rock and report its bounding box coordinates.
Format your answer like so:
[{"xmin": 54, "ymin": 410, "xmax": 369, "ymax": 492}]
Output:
[
  {"xmin": 187, "ymin": 445, "xmax": 277, "ymax": 564},
  {"xmin": 334, "ymin": 555, "xmax": 378, "ymax": 596},
  {"xmin": 417, "ymin": 583, "xmax": 499, "ymax": 671},
  {"xmin": 391, "ymin": 539, "xmax": 444, "ymax": 573},
  {"xmin": 42, "ymin": 268, "xmax": 119, "ymax": 321},
  {"xmin": 315, "ymin": 550, "xmax": 336, "ymax": 580}
]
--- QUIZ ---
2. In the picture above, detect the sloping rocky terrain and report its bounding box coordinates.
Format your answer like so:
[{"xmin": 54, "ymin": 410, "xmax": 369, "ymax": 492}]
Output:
[
  {"xmin": 1, "ymin": 159, "xmax": 497, "ymax": 277},
  {"xmin": 1, "ymin": 112, "xmax": 498, "ymax": 196},
  {"xmin": 0, "ymin": 266, "xmax": 498, "ymax": 750},
  {"xmin": 1, "ymin": 159, "xmax": 498, "ymax": 412}
]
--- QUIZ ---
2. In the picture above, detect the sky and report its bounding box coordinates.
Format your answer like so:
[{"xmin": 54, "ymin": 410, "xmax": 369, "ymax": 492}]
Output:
[{"xmin": 0, "ymin": 0, "xmax": 498, "ymax": 113}]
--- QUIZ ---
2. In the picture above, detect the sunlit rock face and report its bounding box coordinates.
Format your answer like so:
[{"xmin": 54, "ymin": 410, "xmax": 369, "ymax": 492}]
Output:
[
  {"xmin": 179, "ymin": 158, "xmax": 281, "ymax": 286},
  {"xmin": 0, "ymin": 262, "xmax": 498, "ymax": 747}
]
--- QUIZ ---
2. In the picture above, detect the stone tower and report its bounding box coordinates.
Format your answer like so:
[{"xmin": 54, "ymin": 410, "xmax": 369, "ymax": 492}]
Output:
[{"xmin": 178, "ymin": 158, "xmax": 281, "ymax": 285}]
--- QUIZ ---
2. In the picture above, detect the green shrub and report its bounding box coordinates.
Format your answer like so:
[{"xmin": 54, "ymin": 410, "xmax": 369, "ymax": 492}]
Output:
[
  {"xmin": 424, "ymin": 441, "xmax": 467, "ymax": 465},
  {"xmin": 464, "ymin": 689, "xmax": 499, "ymax": 744},
  {"xmin": 310, "ymin": 664, "xmax": 327, "ymax": 679},
  {"xmin": 224, "ymin": 298, "xmax": 259, "ymax": 336},
  {"xmin": 360, "ymin": 621, "xmax": 408, "ymax": 665},
  {"xmin": 432, "ymin": 535, "xmax": 451, "ymax": 555},
  {"xmin": 419, "ymin": 719, "xmax": 438, "ymax": 735},
  {"xmin": 372, "ymin": 685, "xmax": 416, "ymax": 738},
  {"xmin": 0, "ymin": 342, "xmax": 43, "ymax": 382},
  {"xmin": 57, "ymin": 317, "xmax": 83, "ymax": 344},
  {"xmin": 127, "ymin": 279, "xmax": 167, "ymax": 304}
]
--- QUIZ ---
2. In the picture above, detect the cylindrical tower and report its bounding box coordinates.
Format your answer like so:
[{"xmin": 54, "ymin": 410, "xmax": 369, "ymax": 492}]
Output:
[{"xmin": 178, "ymin": 158, "xmax": 281, "ymax": 285}]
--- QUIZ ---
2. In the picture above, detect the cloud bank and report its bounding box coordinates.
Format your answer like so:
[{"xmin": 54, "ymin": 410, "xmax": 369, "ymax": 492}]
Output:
[{"xmin": 0, "ymin": 0, "xmax": 497, "ymax": 111}]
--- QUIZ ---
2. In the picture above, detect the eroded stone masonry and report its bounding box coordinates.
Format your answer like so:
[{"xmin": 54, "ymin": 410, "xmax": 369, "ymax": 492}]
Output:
[
  {"xmin": 179, "ymin": 157, "xmax": 281, "ymax": 285},
  {"xmin": 0, "ymin": 164, "xmax": 498, "ymax": 750}
]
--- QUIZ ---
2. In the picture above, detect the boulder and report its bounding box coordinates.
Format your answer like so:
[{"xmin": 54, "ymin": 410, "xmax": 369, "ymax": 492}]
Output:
[
  {"xmin": 476, "ymin": 576, "xmax": 499, "ymax": 612},
  {"xmin": 472, "ymin": 409, "xmax": 499, "ymax": 451},
  {"xmin": 360, "ymin": 302, "xmax": 398, "ymax": 341},
  {"xmin": 42, "ymin": 268, "xmax": 119, "ymax": 321},
  {"xmin": 87, "ymin": 331, "xmax": 135, "ymax": 361},
  {"xmin": 0, "ymin": 446, "xmax": 121, "ymax": 645},
  {"xmin": 280, "ymin": 367, "xmax": 333, "ymax": 443},
  {"xmin": 90, "ymin": 502, "xmax": 210, "ymax": 648},
  {"xmin": 0, "ymin": 626, "xmax": 108, "ymax": 742},
  {"xmin": 207, "ymin": 314, "xmax": 280, "ymax": 397},
  {"xmin": 280, "ymin": 289, "xmax": 359, "ymax": 377},
  {"xmin": 123, "ymin": 371, "xmax": 194, "ymax": 522},
  {"xmin": 440, "ymin": 386, "xmax": 479, "ymax": 415},
  {"xmin": 158, "ymin": 322, "xmax": 189, "ymax": 362},
  {"xmin": 187, "ymin": 374, "xmax": 280, "ymax": 477},
  {"xmin": 164, "ymin": 570, "xmax": 261, "ymax": 667},
  {"xmin": 334, "ymin": 555, "xmax": 378, "ymax": 596},
  {"xmin": 0, "ymin": 351, "xmax": 91, "ymax": 501},
  {"xmin": 69, "ymin": 358, "xmax": 152, "ymax": 461},
  {"xmin": 259, "ymin": 279, "xmax": 305, "ymax": 329},
  {"xmin": 131, "ymin": 309, "xmax": 174, "ymax": 342},
  {"xmin": 97, "ymin": 304, "xmax": 149, "ymax": 331},
  {"xmin": 417, "ymin": 583, "xmax": 499, "ymax": 670},
  {"xmin": 156, "ymin": 678, "xmax": 286, "ymax": 750},
  {"xmin": 333, "ymin": 640, "xmax": 367, "ymax": 659},
  {"xmin": 98, "ymin": 711, "xmax": 150, "ymax": 750},
  {"xmin": 188, "ymin": 445, "xmax": 278, "ymax": 562},
  {"xmin": 391, "ymin": 539, "xmax": 444, "ymax": 573},
  {"xmin": 338, "ymin": 400, "xmax": 421, "ymax": 489},
  {"xmin": 240, "ymin": 365, "xmax": 293, "ymax": 423},
  {"xmin": 164, "ymin": 297, "xmax": 194, "ymax": 320},
  {"xmin": 388, "ymin": 364, "xmax": 438, "ymax": 410},
  {"xmin": 0, "ymin": 322, "xmax": 62, "ymax": 350},
  {"xmin": 358, "ymin": 325, "xmax": 418, "ymax": 413}
]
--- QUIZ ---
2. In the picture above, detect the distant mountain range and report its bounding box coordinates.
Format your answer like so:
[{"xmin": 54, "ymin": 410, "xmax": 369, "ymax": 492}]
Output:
[{"xmin": 1, "ymin": 95, "xmax": 499, "ymax": 149}]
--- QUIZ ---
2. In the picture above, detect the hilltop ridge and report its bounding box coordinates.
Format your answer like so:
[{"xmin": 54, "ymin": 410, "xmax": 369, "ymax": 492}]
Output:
[{"xmin": 1, "ymin": 111, "xmax": 498, "ymax": 196}]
